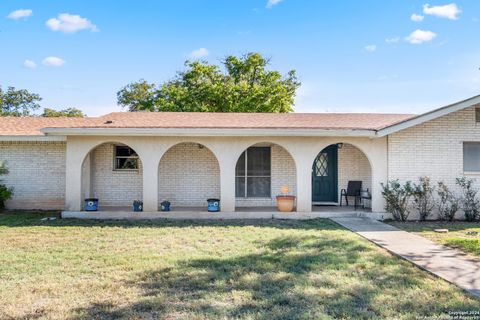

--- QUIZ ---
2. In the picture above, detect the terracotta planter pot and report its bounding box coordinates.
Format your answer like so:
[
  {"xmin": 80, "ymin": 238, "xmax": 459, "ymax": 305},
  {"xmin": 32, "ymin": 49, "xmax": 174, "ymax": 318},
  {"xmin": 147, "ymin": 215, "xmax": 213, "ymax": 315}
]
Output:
[{"xmin": 276, "ymin": 195, "xmax": 296, "ymax": 212}]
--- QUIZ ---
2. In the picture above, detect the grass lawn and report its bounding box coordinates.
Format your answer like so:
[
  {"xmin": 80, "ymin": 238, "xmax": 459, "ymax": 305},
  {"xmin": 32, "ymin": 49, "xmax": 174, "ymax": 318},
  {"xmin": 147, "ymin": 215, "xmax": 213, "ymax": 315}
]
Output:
[
  {"xmin": 388, "ymin": 221, "xmax": 480, "ymax": 257},
  {"xmin": 0, "ymin": 212, "xmax": 478, "ymax": 320}
]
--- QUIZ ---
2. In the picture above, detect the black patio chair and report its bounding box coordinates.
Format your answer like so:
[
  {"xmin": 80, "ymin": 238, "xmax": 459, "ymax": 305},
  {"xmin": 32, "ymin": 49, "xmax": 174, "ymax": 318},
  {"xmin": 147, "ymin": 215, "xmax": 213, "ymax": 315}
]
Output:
[{"xmin": 340, "ymin": 181, "xmax": 362, "ymax": 209}]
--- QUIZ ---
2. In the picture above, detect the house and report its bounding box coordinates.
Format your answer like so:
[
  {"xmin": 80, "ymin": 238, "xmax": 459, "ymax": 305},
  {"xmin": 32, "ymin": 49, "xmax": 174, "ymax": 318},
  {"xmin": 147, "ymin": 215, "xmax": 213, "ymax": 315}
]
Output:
[{"xmin": 1, "ymin": 95, "xmax": 480, "ymax": 219}]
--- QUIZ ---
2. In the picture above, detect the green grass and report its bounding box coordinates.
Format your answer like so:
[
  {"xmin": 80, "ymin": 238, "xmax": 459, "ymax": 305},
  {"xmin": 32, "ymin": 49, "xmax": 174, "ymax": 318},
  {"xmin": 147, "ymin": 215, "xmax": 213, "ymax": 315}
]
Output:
[
  {"xmin": 0, "ymin": 212, "xmax": 478, "ymax": 319},
  {"xmin": 389, "ymin": 221, "xmax": 480, "ymax": 257}
]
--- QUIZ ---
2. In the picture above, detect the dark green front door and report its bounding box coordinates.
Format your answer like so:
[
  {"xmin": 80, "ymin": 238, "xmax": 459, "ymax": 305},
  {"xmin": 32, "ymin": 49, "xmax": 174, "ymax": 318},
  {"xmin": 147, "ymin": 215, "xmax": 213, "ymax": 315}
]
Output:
[{"xmin": 312, "ymin": 145, "xmax": 338, "ymax": 202}]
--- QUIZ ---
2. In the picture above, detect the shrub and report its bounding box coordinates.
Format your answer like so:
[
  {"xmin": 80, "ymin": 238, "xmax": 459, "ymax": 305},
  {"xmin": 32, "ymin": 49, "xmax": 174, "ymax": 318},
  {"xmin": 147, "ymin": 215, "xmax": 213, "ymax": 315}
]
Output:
[
  {"xmin": 381, "ymin": 180, "xmax": 413, "ymax": 222},
  {"xmin": 0, "ymin": 161, "xmax": 13, "ymax": 210},
  {"xmin": 456, "ymin": 177, "xmax": 479, "ymax": 222},
  {"xmin": 411, "ymin": 177, "xmax": 435, "ymax": 221},
  {"xmin": 437, "ymin": 181, "xmax": 459, "ymax": 221}
]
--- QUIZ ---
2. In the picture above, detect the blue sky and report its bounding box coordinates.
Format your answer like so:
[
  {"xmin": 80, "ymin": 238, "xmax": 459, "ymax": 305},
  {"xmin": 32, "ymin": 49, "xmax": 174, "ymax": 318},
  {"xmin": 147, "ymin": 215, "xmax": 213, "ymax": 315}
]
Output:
[{"xmin": 1, "ymin": 0, "xmax": 479, "ymax": 116}]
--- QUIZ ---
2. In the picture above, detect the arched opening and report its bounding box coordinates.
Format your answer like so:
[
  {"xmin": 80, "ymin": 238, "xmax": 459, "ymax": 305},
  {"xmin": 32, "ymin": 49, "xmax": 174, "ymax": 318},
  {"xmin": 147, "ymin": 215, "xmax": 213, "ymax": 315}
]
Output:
[
  {"xmin": 312, "ymin": 143, "xmax": 372, "ymax": 212},
  {"xmin": 158, "ymin": 142, "xmax": 220, "ymax": 211},
  {"xmin": 234, "ymin": 142, "xmax": 297, "ymax": 211},
  {"xmin": 81, "ymin": 142, "xmax": 143, "ymax": 211}
]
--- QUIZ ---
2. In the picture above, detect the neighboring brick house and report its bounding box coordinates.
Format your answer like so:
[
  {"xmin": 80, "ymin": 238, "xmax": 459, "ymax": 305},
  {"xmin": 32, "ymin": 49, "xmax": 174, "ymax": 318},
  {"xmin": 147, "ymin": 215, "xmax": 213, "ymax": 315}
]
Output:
[{"xmin": 1, "ymin": 95, "xmax": 480, "ymax": 219}]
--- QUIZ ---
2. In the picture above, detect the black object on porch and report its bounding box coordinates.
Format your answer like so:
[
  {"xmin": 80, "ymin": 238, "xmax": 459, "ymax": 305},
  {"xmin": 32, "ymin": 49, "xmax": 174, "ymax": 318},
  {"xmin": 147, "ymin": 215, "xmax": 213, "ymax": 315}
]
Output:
[{"xmin": 340, "ymin": 181, "xmax": 362, "ymax": 209}]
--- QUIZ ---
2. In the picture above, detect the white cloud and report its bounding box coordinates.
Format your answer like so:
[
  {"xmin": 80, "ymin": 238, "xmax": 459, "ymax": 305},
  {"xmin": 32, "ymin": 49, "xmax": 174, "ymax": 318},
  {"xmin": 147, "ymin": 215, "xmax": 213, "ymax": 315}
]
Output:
[
  {"xmin": 411, "ymin": 13, "xmax": 424, "ymax": 22},
  {"xmin": 189, "ymin": 48, "xmax": 209, "ymax": 58},
  {"xmin": 266, "ymin": 0, "xmax": 283, "ymax": 9},
  {"xmin": 405, "ymin": 29, "xmax": 437, "ymax": 44},
  {"xmin": 365, "ymin": 45, "xmax": 377, "ymax": 52},
  {"xmin": 42, "ymin": 56, "xmax": 65, "ymax": 67},
  {"xmin": 423, "ymin": 3, "xmax": 461, "ymax": 20},
  {"xmin": 46, "ymin": 13, "xmax": 98, "ymax": 33},
  {"xmin": 7, "ymin": 9, "xmax": 32, "ymax": 20},
  {"xmin": 23, "ymin": 59, "xmax": 37, "ymax": 69},
  {"xmin": 385, "ymin": 37, "xmax": 400, "ymax": 44}
]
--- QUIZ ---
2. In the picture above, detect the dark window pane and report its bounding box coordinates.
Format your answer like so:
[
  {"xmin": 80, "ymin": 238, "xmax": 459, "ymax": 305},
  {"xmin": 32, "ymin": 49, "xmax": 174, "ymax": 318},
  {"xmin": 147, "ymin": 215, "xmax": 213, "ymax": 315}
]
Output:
[
  {"xmin": 247, "ymin": 147, "xmax": 271, "ymax": 176},
  {"xmin": 464, "ymin": 142, "xmax": 480, "ymax": 171},
  {"xmin": 235, "ymin": 177, "xmax": 246, "ymax": 197},
  {"xmin": 247, "ymin": 177, "xmax": 271, "ymax": 197},
  {"xmin": 115, "ymin": 146, "xmax": 137, "ymax": 157},
  {"xmin": 115, "ymin": 158, "xmax": 138, "ymax": 170},
  {"xmin": 235, "ymin": 151, "xmax": 246, "ymax": 176},
  {"xmin": 476, "ymin": 108, "xmax": 480, "ymax": 123},
  {"xmin": 314, "ymin": 153, "xmax": 328, "ymax": 177}
]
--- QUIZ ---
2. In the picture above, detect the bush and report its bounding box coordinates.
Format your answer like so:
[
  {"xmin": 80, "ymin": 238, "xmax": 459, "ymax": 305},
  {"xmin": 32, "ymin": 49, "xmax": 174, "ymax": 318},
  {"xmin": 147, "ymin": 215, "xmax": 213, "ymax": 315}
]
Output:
[
  {"xmin": 411, "ymin": 177, "xmax": 435, "ymax": 221},
  {"xmin": 456, "ymin": 177, "xmax": 479, "ymax": 222},
  {"xmin": 381, "ymin": 180, "xmax": 413, "ymax": 222},
  {"xmin": 0, "ymin": 161, "xmax": 13, "ymax": 210},
  {"xmin": 437, "ymin": 181, "xmax": 459, "ymax": 221}
]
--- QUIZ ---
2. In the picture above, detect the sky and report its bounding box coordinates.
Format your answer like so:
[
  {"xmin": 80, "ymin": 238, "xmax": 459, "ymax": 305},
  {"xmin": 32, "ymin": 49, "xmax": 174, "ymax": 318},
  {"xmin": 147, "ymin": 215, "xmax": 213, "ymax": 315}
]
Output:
[{"xmin": 1, "ymin": 0, "xmax": 479, "ymax": 116}]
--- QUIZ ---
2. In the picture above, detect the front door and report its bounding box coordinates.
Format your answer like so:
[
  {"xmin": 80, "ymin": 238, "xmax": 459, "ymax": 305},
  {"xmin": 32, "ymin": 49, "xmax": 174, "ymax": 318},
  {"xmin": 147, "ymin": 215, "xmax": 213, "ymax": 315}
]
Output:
[{"xmin": 312, "ymin": 145, "xmax": 338, "ymax": 202}]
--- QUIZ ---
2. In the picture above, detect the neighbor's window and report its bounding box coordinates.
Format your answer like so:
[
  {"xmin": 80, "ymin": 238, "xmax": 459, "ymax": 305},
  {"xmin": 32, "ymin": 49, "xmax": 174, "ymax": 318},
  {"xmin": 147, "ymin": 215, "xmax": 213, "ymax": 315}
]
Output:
[
  {"xmin": 235, "ymin": 147, "xmax": 271, "ymax": 198},
  {"xmin": 476, "ymin": 108, "xmax": 480, "ymax": 123},
  {"xmin": 463, "ymin": 142, "xmax": 480, "ymax": 172},
  {"xmin": 114, "ymin": 146, "xmax": 139, "ymax": 170}
]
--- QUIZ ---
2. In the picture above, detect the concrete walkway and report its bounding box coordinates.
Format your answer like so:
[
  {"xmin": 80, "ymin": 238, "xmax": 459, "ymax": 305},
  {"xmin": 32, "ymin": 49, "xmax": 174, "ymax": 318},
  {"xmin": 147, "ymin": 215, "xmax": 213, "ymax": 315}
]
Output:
[{"xmin": 331, "ymin": 217, "xmax": 480, "ymax": 298}]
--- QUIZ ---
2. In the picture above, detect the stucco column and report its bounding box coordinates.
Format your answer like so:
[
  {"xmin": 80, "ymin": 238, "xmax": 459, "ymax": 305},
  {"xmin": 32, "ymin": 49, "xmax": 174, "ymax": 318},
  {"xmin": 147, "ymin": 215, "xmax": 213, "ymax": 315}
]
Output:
[
  {"xmin": 65, "ymin": 141, "xmax": 84, "ymax": 211},
  {"xmin": 219, "ymin": 160, "xmax": 236, "ymax": 212},
  {"xmin": 142, "ymin": 157, "xmax": 159, "ymax": 212},
  {"xmin": 370, "ymin": 155, "xmax": 388, "ymax": 213},
  {"xmin": 295, "ymin": 157, "xmax": 312, "ymax": 212}
]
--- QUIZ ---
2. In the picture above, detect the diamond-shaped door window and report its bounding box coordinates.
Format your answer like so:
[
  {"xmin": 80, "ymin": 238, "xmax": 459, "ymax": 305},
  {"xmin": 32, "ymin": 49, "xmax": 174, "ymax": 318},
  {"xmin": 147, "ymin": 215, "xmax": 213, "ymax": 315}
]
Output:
[{"xmin": 314, "ymin": 153, "xmax": 328, "ymax": 177}]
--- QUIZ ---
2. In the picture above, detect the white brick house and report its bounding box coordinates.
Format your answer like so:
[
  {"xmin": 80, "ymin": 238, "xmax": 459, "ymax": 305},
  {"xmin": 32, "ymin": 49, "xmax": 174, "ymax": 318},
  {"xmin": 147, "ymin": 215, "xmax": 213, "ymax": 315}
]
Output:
[{"xmin": 1, "ymin": 95, "xmax": 480, "ymax": 219}]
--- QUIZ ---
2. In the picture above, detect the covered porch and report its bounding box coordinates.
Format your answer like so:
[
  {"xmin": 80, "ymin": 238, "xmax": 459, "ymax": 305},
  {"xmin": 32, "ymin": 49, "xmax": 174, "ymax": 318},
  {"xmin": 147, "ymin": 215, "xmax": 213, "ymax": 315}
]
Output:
[{"xmin": 61, "ymin": 135, "xmax": 387, "ymax": 219}]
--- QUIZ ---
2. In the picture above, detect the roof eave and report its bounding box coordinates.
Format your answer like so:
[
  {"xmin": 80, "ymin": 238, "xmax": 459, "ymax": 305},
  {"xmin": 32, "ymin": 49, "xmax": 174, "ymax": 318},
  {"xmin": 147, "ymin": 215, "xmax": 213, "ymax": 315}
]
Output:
[
  {"xmin": 41, "ymin": 127, "xmax": 377, "ymax": 137},
  {"xmin": 376, "ymin": 94, "xmax": 480, "ymax": 137},
  {"xmin": 0, "ymin": 135, "xmax": 66, "ymax": 142}
]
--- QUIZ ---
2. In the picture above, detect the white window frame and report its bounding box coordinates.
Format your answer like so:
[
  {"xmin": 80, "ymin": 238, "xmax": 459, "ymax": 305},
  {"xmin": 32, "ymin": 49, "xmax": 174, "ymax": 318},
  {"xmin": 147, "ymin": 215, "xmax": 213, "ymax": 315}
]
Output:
[{"xmin": 463, "ymin": 142, "xmax": 480, "ymax": 175}]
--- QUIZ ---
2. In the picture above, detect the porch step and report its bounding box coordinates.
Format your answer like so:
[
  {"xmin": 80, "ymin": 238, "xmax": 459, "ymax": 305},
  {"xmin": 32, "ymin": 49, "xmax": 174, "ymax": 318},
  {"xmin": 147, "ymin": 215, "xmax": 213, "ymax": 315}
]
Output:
[{"xmin": 61, "ymin": 210, "xmax": 383, "ymax": 220}]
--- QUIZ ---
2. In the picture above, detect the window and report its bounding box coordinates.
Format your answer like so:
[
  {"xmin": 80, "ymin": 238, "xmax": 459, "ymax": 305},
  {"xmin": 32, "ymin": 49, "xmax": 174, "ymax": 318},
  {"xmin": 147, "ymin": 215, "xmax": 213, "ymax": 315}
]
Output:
[
  {"xmin": 476, "ymin": 108, "xmax": 480, "ymax": 123},
  {"xmin": 464, "ymin": 142, "xmax": 480, "ymax": 172},
  {"xmin": 114, "ymin": 146, "xmax": 139, "ymax": 170},
  {"xmin": 235, "ymin": 147, "xmax": 271, "ymax": 198}
]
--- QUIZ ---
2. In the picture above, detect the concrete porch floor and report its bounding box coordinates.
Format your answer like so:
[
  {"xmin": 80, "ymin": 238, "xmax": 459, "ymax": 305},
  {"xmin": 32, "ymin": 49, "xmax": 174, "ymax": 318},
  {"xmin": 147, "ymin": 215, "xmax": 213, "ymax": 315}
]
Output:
[{"xmin": 62, "ymin": 204, "xmax": 381, "ymax": 220}]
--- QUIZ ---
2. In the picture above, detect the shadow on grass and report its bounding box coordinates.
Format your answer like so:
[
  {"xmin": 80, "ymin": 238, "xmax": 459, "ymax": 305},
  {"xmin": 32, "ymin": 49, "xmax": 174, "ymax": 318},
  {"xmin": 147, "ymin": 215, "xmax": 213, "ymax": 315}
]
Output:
[
  {"xmin": 71, "ymin": 234, "xmax": 476, "ymax": 320},
  {"xmin": 0, "ymin": 210, "xmax": 345, "ymax": 231}
]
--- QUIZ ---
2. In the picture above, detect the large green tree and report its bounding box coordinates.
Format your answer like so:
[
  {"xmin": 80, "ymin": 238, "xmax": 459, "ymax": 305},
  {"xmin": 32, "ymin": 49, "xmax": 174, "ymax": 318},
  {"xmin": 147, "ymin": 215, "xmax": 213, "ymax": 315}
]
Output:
[
  {"xmin": 0, "ymin": 86, "xmax": 42, "ymax": 116},
  {"xmin": 42, "ymin": 107, "xmax": 85, "ymax": 117},
  {"xmin": 117, "ymin": 53, "xmax": 300, "ymax": 113}
]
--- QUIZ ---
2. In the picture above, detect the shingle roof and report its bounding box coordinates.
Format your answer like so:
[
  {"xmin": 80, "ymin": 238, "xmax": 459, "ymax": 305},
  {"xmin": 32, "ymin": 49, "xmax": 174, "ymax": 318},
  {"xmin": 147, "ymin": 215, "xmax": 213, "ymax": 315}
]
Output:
[{"xmin": 0, "ymin": 112, "xmax": 415, "ymax": 136}]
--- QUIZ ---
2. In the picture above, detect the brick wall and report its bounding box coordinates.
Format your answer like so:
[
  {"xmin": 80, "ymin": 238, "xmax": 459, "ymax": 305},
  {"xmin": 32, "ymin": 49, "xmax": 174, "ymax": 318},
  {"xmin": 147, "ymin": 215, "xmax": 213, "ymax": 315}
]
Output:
[
  {"xmin": 388, "ymin": 105, "xmax": 480, "ymax": 219},
  {"xmin": 235, "ymin": 144, "xmax": 297, "ymax": 207},
  {"xmin": 338, "ymin": 143, "xmax": 372, "ymax": 203},
  {"xmin": 89, "ymin": 143, "xmax": 143, "ymax": 207},
  {"xmin": 0, "ymin": 141, "xmax": 66, "ymax": 210},
  {"xmin": 158, "ymin": 143, "xmax": 220, "ymax": 207}
]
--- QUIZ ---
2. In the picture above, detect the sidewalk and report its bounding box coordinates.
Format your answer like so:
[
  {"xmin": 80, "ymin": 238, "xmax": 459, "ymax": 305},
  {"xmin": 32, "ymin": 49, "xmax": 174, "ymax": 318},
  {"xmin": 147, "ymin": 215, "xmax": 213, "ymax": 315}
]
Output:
[{"xmin": 331, "ymin": 217, "xmax": 480, "ymax": 298}]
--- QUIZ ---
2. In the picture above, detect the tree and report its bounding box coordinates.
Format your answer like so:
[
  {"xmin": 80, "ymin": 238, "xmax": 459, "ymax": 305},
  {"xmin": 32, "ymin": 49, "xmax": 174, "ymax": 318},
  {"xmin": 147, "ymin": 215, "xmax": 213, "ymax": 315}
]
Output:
[
  {"xmin": 42, "ymin": 107, "xmax": 85, "ymax": 117},
  {"xmin": 117, "ymin": 53, "xmax": 300, "ymax": 113},
  {"xmin": 0, "ymin": 86, "xmax": 42, "ymax": 116}
]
